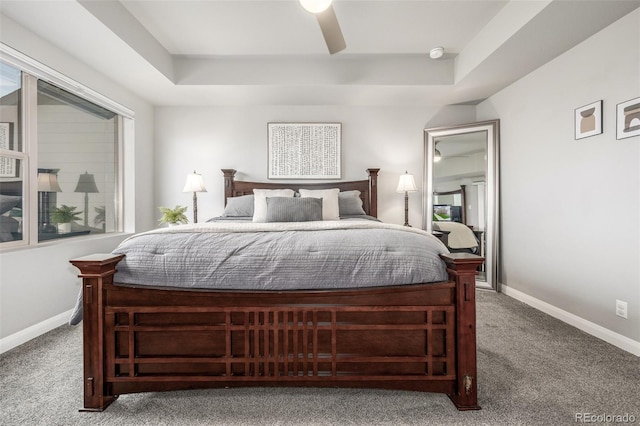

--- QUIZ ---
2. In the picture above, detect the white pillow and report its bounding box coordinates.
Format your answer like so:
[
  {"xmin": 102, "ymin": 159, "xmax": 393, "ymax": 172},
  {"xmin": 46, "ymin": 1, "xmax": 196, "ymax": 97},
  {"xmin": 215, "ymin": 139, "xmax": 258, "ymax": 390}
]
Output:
[
  {"xmin": 298, "ymin": 188, "xmax": 340, "ymax": 220},
  {"xmin": 253, "ymin": 189, "xmax": 295, "ymax": 222}
]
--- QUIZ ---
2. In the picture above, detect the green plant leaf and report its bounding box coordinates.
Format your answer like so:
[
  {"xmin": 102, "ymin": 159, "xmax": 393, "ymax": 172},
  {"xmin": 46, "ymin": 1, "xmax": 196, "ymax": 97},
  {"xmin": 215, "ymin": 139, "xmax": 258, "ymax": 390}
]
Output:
[
  {"xmin": 158, "ymin": 205, "xmax": 189, "ymax": 224},
  {"xmin": 50, "ymin": 204, "xmax": 83, "ymax": 224}
]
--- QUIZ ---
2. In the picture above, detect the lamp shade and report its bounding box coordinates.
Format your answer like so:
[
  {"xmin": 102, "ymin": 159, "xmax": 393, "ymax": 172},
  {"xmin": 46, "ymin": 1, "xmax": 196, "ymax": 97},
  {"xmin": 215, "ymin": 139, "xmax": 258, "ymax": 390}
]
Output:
[
  {"xmin": 37, "ymin": 172, "xmax": 62, "ymax": 192},
  {"xmin": 299, "ymin": 0, "xmax": 332, "ymax": 13},
  {"xmin": 183, "ymin": 171, "xmax": 207, "ymax": 193},
  {"xmin": 74, "ymin": 171, "xmax": 99, "ymax": 193},
  {"xmin": 396, "ymin": 172, "xmax": 417, "ymax": 193}
]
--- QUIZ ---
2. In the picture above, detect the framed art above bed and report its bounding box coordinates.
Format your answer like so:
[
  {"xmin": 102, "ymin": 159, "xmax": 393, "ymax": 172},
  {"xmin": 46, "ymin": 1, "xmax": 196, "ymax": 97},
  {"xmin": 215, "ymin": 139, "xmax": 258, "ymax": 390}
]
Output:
[
  {"xmin": 0, "ymin": 122, "xmax": 17, "ymax": 178},
  {"xmin": 267, "ymin": 122, "xmax": 341, "ymax": 179}
]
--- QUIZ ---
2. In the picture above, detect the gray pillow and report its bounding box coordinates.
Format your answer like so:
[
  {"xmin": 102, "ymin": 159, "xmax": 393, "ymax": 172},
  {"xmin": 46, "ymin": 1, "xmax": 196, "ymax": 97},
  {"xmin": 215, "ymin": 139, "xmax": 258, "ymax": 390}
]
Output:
[
  {"xmin": 222, "ymin": 194, "xmax": 254, "ymax": 217},
  {"xmin": 0, "ymin": 215, "xmax": 18, "ymax": 230},
  {"xmin": 339, "ymin": 190, "xmax": 366, "ymax": 216},
  {"xmin": 0, "ymin": 195, "xmax": 21, "ymax": 215},
  {"xmin": 265, "ymin": 197, "xmax": 323, "ymax": 222}
]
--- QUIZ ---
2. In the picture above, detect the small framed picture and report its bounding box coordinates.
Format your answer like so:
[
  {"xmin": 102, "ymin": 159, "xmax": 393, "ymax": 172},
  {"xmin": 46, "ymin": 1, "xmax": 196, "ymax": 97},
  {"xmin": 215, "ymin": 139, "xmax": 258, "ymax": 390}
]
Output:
[
  {"xmin": 616, "ymin": 97, "xmax": 640, "ymax": 140},
  {"xmin": 0, "ymin": 122, "xmax": 17, "ymax": 178},
  {"xmin": 574, "ymin": 101, "xmax": 602, "ymax": 140}
]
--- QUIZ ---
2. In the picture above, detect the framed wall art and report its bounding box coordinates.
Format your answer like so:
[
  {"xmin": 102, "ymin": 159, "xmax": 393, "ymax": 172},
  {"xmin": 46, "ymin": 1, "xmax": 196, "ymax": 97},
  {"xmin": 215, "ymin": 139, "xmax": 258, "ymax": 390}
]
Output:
[
  {"xmin": 574, "ymin": 100, "xmax": 602, "ymax": 140},
  {"xmin": 267, "ymin": 122, "xmax": 341, "ymax": 179},
  {"xmin": 616, "ymin": 97, "xmax": 640, "ymax": 140},
  {"xmin": 0, "ymin": 122, "xmax": 17, "ymax": 178}
]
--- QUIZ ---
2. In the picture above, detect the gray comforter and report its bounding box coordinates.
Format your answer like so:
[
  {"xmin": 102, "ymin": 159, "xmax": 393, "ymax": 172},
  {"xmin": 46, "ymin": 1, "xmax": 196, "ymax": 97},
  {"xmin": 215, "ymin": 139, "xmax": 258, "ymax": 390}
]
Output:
[
  {"xmin": 69, "ymin": 219, "xmax": 449, "ymax": 324},
  {"xmin": 112, "ymin": 220, "xmax": 449, "ymax": 290}
]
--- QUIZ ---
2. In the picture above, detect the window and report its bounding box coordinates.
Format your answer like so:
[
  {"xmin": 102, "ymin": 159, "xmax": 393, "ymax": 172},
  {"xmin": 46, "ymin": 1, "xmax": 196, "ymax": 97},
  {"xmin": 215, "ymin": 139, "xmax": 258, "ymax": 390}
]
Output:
[
  {"xmin": 0, "ymin": 49, "xmax": 129, "ymax": 248},
  {"xmin": 0, "ymin": 62, "xmax": 25, "ymax": 246},
  {"xmin": 37, "ymin": 81, "xmax": 119, "ymax": 240}
]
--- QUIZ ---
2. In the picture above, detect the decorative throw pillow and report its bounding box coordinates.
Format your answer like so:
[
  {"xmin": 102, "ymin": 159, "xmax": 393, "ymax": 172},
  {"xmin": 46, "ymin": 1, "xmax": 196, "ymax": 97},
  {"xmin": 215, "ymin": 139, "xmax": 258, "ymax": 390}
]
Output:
[
  {"xmin": 222, "ymin": 194, "xmax": 254, "ymax": 217},
  {"xmin": 0, "ymin": 195, "xmax": 21, "ymax": 215},
  {"xmin": 298, "ymin": 188, "xmax": 340, "ymax": 220},
  {"xmin": 265, "ymin": 197, "xmax": 323, "ymax": 222},
  {"xmin": 338, "ymin": 190, "xmax": 366, "ymax": 216},
  {"xmin": 253, "ymin": 189, "xmax": 295, "ymax": 222},
  {"xmin": 0, "ymin": 215, "xmax": 18, "ymax": 230}
]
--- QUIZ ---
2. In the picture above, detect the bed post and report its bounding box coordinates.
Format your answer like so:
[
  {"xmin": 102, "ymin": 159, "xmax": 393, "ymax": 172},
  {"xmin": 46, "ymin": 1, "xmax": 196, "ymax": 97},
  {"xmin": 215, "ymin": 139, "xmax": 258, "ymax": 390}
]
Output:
[
  {"xmin": 222, "ymin": 169, "xmax": 236, "ymax": 206},
  {"xmin": 69, "ymin": 254, "xmax": 125, "ymax": 411},
  {"xmin": 440, "ymin": 252, "xmax": 484, "ymax": 411},
  {"xmin": 367, "ymin": 168, "xmax": 379, "ymax": 218}
]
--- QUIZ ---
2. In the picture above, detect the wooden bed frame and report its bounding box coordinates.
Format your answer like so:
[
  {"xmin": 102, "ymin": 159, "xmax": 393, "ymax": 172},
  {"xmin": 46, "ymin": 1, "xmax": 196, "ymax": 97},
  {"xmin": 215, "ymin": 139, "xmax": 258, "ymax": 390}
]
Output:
[{"xmin": 70, "ymin": 168, "xmax": 484, "ymax": 412}]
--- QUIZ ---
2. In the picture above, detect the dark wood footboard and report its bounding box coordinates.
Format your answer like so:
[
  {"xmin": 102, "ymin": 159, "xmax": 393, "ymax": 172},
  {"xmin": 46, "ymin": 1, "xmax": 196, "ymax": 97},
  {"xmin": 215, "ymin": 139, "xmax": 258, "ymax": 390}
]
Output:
[
  {"xmin": 70, "ymin": 252, "xmax": 483, "ymax": 412},
  {"xmin": 440, "ymin": 252, "xmax": 483, "ymax": 410}
]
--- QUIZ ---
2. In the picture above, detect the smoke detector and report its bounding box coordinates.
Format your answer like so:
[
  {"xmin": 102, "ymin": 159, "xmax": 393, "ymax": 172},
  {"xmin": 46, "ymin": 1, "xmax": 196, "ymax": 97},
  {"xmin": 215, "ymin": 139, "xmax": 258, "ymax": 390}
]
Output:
[{"xmin": 429, "ymin": 47, "xmax": 444, "ymax": 59}]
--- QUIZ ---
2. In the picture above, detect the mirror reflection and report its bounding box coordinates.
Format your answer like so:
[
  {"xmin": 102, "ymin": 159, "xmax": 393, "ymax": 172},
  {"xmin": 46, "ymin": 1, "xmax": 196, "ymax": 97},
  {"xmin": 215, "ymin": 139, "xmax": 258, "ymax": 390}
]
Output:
[
  {"xmin": 424, "ymin": 120, "xmax": 499, "ymax": 290},
  {"xmin": 432, "ymin": 132, "xmax": 487, "ymax": 279}
]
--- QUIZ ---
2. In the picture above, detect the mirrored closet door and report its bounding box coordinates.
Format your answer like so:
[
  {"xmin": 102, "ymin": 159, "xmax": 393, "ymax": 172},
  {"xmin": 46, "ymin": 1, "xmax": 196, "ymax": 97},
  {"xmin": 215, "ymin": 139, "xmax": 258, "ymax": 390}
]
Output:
[{"xmin": 423, "ymin": 120, "xmax": 500, "ymax": 290}]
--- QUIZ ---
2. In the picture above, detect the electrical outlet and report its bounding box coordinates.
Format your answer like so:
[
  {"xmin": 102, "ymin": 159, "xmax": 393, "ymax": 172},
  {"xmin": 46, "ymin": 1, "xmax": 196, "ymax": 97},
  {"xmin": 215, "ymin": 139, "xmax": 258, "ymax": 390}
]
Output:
[{"xmin": 616, "ymin": 300, "xmax": 628, "ymax": 319}]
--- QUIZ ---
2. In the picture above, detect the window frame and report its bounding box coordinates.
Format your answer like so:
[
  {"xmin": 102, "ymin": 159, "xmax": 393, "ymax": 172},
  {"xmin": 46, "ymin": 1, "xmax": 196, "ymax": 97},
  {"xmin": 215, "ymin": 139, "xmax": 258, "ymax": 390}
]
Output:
[{"xmin": 0, "ymin": 43, "xmax": 133, "ymax": 249}]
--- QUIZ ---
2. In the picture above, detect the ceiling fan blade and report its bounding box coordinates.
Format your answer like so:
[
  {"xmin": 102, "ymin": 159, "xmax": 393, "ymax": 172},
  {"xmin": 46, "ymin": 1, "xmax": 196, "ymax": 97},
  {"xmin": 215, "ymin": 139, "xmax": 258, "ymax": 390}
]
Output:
[{"xmin": 316, "ymin": 5, "xmax": 346, "ymax": 54}]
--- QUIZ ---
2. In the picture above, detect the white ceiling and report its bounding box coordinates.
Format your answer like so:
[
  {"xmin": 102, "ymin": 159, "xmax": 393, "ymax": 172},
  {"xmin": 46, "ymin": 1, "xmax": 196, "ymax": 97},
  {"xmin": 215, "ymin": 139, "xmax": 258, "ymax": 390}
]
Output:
[
  {"xmin": 120, "ymin": 0, "xmax": 507, "ymax": 56},
  {"xmin": 1, "ymin": 0, "xmax": 638, "ymax": 106}
]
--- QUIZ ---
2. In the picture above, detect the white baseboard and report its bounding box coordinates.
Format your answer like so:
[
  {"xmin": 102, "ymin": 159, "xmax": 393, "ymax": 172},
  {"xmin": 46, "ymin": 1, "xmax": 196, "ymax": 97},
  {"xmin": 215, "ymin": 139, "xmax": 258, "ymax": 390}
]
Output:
[
  {"xmin": 0, "ymin": 309, "xmax": 73, "ymax": 354},
  {"xmin": 501, "ymin": 284, "xmax": 640, "ymax": 357}
]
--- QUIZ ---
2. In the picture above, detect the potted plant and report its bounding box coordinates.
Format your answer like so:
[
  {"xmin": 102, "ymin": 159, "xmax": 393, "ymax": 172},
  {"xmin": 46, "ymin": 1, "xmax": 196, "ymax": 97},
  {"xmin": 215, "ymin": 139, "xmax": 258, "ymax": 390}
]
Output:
[
  {"xmin": 158, "ymin": 205, "xmax": 189, "ymax": 226},
  {"xmin": 94, "ymin": 205, "xmax": 106, "ymax": 232},
  {"xmin": 50, "ymin": 204, "xmax": 82, "ymax": 233}
]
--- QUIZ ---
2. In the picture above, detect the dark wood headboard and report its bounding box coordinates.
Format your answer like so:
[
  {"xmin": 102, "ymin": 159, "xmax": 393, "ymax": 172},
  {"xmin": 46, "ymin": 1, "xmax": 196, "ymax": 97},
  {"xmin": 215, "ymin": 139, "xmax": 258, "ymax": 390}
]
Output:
[
  {"xmin": 221, "ymin": 169, "xmax": 380, "ymax": 218},
  {"xmin": 0, "ymin": 181, "xmax": 23, "ymax": 196}
]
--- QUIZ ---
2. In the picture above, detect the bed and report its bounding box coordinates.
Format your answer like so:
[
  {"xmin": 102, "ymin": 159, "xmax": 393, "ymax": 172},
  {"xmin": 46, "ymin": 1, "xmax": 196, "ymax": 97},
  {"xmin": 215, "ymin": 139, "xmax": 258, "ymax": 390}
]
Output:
[
  {"xmin": 70, "ymin": 168, "xmax": 484, "ymax": 412},
  {"xmin": 0, "ymin": 180, "xmax": 22, "ymax": 242},
  {"xmin": 432, "ymin": 186, "xmax": 480, "ymax": 254}
]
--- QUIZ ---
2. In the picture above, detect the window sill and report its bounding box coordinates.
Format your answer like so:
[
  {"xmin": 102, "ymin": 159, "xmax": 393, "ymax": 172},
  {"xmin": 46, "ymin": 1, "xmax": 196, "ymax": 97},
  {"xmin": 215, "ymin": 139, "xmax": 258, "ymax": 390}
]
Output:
[{"xmin": 0, "ymin": 232, "xmax": 133, "ymax": 253}]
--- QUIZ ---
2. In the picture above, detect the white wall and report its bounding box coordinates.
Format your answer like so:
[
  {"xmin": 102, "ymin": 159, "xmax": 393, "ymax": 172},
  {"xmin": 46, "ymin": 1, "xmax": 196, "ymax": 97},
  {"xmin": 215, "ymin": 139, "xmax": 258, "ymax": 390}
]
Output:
[
  {"xmin": 0, "ymin": 15, "xmax": 155, "ymax": 347},
  {"xmin": 154, "ymin": 105, "xmax": 476, "ymax": 227},
  {"xmin": 477, "ymin": 10, "xmax": 640, "ymax": 347}
]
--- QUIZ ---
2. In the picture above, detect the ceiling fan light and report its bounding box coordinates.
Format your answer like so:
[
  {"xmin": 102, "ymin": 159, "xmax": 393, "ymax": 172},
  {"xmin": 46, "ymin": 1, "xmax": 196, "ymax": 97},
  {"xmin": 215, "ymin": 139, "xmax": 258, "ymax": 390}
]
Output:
[
  {"xmin": 299, "ymin": 0, "xmax": 333, "ymax": 14},
  {"xmin": 434, "ymin": 148, "xmax": 442, "ymax": 162}
]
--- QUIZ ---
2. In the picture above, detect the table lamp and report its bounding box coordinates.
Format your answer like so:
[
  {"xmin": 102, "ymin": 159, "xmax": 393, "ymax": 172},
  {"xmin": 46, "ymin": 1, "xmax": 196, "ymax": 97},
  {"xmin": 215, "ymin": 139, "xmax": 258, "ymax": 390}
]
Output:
[
  {"xmin": 74, "ymin": 171, "xmax": 99, "ymax": 227},
  {"xmin": 183, "ymin": 171, "xmax": 207, "ymax": 223},
  {"xmin": 38, "ymin": 170, "xmax": 62, "ymax": 232},
  {"xmin": 396, "ymin": 171, "xmax": 417, "ymax": 227}
]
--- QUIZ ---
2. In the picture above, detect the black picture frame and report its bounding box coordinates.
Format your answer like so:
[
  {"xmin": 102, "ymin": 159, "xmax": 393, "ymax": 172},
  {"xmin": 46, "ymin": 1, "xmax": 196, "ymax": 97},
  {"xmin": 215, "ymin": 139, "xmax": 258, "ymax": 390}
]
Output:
[
  {"xmin": 616, "ymin": 97, "xmax": 640, "ymax": 140},
  {"xmin": 574, "ymin": 100, "xmax": 603, "ymax": 140},
  {"xmin": 0, "ymin": 122, "xmax": 18, "ymax": 178}
]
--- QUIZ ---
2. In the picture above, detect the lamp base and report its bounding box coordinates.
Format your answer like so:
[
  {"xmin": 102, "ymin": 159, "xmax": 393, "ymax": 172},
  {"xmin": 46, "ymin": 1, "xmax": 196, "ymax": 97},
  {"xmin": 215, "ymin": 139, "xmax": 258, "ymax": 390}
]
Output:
[
  {"xmin": 192, "ymin": 192, "xmax": 198, "ymax": 224},
  {"xmin": 40, "ymin": 223, "xmax": 57, "ymax": 233},
  {"xmin": 403, "ymin": 192, "xmax": 411, "ymax": 227}
]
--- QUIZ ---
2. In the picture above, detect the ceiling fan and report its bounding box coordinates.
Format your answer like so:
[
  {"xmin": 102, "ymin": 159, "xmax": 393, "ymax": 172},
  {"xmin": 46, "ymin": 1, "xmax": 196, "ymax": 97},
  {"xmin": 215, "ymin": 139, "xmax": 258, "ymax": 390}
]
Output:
[
  {"xmin": 299, "ymin": 0, "xmax": 346, "ymax": 54},
  {"xmin": 434, "ymin": 142, "xmax": 476, "ymax": 162}
]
